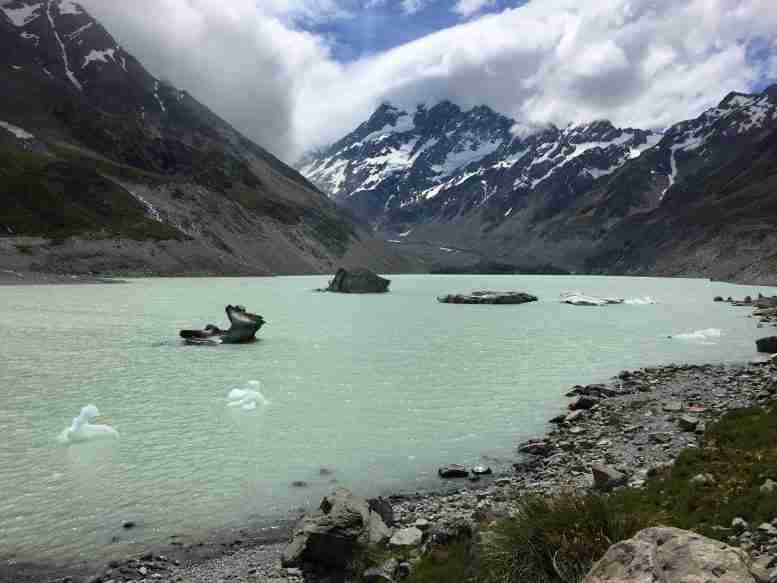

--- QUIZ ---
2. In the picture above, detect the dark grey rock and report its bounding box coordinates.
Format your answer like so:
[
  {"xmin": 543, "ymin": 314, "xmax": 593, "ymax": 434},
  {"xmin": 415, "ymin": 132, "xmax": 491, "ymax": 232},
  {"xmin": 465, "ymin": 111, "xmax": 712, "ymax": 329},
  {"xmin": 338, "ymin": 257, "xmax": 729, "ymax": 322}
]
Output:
[
  {"xmin": 570, "ymin": 395, "xmax": 601, "ymax": 410},
  {"xmin": 678, "ymin": 415, "xmax": 699, "ymax": 431},
  {"xmin": 591, "ymin": 464, "xmax": 627, "ymax": 491},
  {"xmin": 437, "ymin": 291, "xmax": 538, "ymax": 304},
  {"xmin": 438, "ymin": 464, "xmax": 469, "ymax": 478},
  {"xmin": 518, "ymin": 440, "xmax": 554, "ymax": 457},
  {"xmin": 368, "ymin": 497, "xmax": 395, "ymax": 527},
  {"xmin": 756, "ymin": 337, "xmax": 777, "ymax": 353},
  {"xmin": 326, "ymin": 268, "xmax": 390, "ymax": 293}
]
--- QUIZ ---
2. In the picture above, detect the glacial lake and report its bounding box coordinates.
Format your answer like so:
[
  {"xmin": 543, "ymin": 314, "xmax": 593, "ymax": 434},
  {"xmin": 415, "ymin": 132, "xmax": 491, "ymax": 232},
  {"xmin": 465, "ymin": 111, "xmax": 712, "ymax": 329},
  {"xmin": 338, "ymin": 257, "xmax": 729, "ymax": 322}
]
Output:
[{"xmin": 1, "ymin": 274, "xmax": 775, "ymax": 565}]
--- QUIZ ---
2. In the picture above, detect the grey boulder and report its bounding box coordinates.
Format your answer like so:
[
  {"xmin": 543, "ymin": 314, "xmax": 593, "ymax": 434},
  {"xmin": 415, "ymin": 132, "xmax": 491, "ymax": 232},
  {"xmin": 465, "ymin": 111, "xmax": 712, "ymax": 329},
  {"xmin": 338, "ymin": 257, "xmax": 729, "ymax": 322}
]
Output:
[
  {"xmin": 282, "ymin": 488, "xmax": 391, "ymax": 568},
  {"xmin": 756, "ymin": 336, "xmax": 777, "ymax": 353},
  {"xmin": 437, "ymin": 291, "xmax": 538, "ymax": 305},
  {"xmin": 591, "ymin": 464, "xmax": 627, "ymax": 491},
  {"xmin": 583, "ymin": 526, "xmax": 768, "ymax": 583}
]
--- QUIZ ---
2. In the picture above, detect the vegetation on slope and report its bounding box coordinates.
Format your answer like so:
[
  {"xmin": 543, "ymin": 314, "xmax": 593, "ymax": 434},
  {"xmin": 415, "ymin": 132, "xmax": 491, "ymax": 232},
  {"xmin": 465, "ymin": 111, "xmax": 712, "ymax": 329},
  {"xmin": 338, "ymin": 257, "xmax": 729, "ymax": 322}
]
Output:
[{"xmin": 0, "ymin": 147, "xmax": 182, "ymax": 241}]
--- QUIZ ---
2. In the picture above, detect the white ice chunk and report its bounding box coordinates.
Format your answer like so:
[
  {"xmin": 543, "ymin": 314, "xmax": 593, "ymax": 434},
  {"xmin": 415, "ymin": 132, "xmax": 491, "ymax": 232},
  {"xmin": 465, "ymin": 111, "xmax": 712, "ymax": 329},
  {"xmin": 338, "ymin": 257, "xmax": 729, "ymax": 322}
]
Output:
[{"xmin": 58, "ymin": 404, "xmax": 119, "ymax": 443}]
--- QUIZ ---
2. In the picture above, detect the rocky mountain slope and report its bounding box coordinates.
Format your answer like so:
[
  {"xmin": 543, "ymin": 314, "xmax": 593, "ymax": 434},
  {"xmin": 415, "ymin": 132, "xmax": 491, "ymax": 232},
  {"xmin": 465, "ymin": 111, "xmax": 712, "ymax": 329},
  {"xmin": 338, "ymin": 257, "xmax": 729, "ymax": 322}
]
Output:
[
  {"xmin": 0, "ymin": 0, "xmax": 417, "ymax": 276},
  {"xmin": 301, "ymin": 88, "xmax": 777, "ymax": 282}
]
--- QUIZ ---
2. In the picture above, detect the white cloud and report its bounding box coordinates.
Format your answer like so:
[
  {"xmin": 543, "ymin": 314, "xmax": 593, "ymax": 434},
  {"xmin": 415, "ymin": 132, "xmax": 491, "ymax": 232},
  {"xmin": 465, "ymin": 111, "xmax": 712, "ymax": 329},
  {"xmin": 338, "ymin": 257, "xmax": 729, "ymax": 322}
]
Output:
[
  {"xmin": 76, "ymin": 0, "xmax": 777, "ymax": 163},
  {"xmin": 400, "ymin": 0, "xmax": 431, "ymax": 15},
  {"xmin": 454, "ymin": 0, "xmax": 497, "ymax": 17}
]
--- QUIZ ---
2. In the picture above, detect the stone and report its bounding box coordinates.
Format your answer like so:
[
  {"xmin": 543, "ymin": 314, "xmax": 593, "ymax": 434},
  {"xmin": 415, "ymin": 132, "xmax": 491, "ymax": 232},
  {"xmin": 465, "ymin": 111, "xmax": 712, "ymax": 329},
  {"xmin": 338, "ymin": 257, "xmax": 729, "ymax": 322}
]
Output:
[
  {"xmin": 758, "ymin": 523, "xmax": 777, "ymax": 537},
  {"xmin": 325, "ymin": 268, "xmax": 390, "ymax": 293},
  {"xmin": 690, "ymin": 473, "xmax": 716, "ymax": 486},
  {"xmin": 570, "ymin": 395, "xmax": 601, "ymax": 410},
  {"xmin": 583, "ymin": 526, "xmax": 768, "ymax": 583},
  {"xmin": 591, "ymin": 464, "xmax": 627, "ymax": 491},
  {"xmin": 428, "ymin": 516, "xmax": 475, "ymax": 545},
  {"xmin": 714, "ymin": 296, "xmax": 724, "ymax": 302},
  {"xmin": 389, "ymin": 527, "xmax": 424, "ymax": 548},
  {"xmin": 438, "ymin": 464, "xmax": 469, "ymax": 478},
  {"xmin": 282, "ymin": 488, "xmax": 391, "ymax": 568},
  {"xmin": 756, "ymin": 336, "xmax": 777, "ymax": 353},
  {"xmin": 761, "ymin": 479, "xmax": 777, "ymax": 494},
  {"xmin": 436, "ymin": 291, "xmax": 538, "ymax": 305},
  {"xmin": 122, "ymin": 521, "xmax": 135, "ymax": 529},
  {"xmin": 678, "ymin": 415, "xmax": 700, "ymax": 431},
  {"xmin": 648, "ymin": 432, "xmax": 672, "ymax": 444},
  {"xmin": 368, "ymin": 497, "xmax": 395, "ymax": 527},
  {"xmin": 565, "ymin": 409, "xmax": 587, "ymax": 423},
  {"xmin": 663, "ymin": 400, "xmax": 683, "ymax": 412},
  {"xmin": 732, "ymin": 517, "xmax": 749, "ymax": 532},
  {"xmin": 471, "ymin": 465, "xmax": 493, "ymax": 475},
  {"xmin": 413, "ymin": 518, "xmax": 431, "ymax": 530},
  {"xmin": 518, "ymin": 440, "xmax": 554, "ymax": 457},
  {"xmin": 363, "ymin": 558, "xmax": 398, "ymax": 583}
]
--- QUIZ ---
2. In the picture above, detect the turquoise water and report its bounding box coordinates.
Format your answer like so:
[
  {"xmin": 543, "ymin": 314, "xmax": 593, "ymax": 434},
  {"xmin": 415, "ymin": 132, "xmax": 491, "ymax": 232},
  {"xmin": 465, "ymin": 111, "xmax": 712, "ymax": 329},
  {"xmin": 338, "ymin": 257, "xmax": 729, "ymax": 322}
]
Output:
[{"xmin": 0, "ymin": 275, "xmax": 774, "ymax": 564}]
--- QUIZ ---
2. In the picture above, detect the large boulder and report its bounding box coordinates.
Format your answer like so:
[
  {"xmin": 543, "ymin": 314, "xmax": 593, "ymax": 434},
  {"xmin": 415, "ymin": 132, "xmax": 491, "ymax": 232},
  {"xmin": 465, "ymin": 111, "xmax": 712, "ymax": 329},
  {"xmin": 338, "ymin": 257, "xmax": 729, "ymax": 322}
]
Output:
[
  {"xmin": 756, "ymin": 336, "xmax": 777, "ymax": 353},
  {"xmin": 282, "ymin": 488, "xmax": 391, "ymax": 568},
  {"xmin": 591, "ymin": 464, "xmax": 627, "ymax": 491},
  {"xmin": 583, "ymin": 527, "xmax": 768, "ymax": 583},
  {"xmin": 437, "ymin": 291, "xmax": 538, "ymax": 305},
  {"xmin": 326, "ymin": 268, "xmax": 390, "ymax": 293}
]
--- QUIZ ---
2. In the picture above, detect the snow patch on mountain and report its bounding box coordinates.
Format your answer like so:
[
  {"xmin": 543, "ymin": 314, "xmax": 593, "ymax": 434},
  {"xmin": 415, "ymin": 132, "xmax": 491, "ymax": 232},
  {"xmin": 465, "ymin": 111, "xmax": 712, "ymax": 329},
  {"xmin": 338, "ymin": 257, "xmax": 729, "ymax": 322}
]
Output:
[
  {"xmin": 57, "ymin": 0, "xmax": 82, "ymax": 15},
  {"xmin": 46, "ymin": 0, "xmax": 82, "ymax": 91},
  {"xmin": 2, "ymin": 2, "xmax": 42, "ymax": 26},
  {"xmin": 82, "ymin": 48, "xmax": 115, "ymax": 68},
  {"xmin": 431, "ymin": 137, "xmax": 502, "ymax": 177},
  {"xmin": 0, "ymin": 120, "xmax": 35, "ymax": 140}
]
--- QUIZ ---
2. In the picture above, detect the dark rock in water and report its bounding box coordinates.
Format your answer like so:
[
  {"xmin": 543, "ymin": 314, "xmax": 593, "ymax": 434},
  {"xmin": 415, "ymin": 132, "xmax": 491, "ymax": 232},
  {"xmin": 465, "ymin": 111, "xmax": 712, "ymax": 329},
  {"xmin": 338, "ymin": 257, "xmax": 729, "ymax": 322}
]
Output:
[
  {"xmin": 437, "ymin": 291, "xmax": 538, "ymax": 304},
  {"xmin": 122, "ymin": 521, "xmax": 136, "ymax": 529},
  {"xmin": 291, "ymin": 481, "xmax": 308, "ymax": 488},
  {"xmin": 438, "ymin": 464, "xmax": 469, "ymax": 478},
  {"xmin": 326, "ymin": 268, "xmax": 390, "ymax": 293},
  {"xmin": 592, "ymin": 464, "xmax": 628, "ymax": 491},
  {"xmin": 756, "ymin": 336, "xmax": 777, "ymax": 353},
  {"xmin": 319, "ymin": 467, "xmax": 333, "ymax": 476},
  {"xmin": 368, "ymin": 497, "xmax": 395, "ymax": 527},
  {"xmin": 180, "ymin": 305, "xmax": 265, "ymax": 344},
  {"xmin": 714, "ymin": 296, "xmax": 724, "ymax": 302}
]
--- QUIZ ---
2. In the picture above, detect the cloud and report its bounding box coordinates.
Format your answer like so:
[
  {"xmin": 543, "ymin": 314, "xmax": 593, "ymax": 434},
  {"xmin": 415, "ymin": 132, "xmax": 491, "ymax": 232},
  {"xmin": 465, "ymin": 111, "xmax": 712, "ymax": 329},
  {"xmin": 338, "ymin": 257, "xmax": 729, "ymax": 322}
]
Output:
[
  {"xmin": 453, "ymin": 0, "xmax": 497, "ymax": 17},
  {"xmin": 76, "ymin": 0, "xmax": 777, "ymax": 163}
]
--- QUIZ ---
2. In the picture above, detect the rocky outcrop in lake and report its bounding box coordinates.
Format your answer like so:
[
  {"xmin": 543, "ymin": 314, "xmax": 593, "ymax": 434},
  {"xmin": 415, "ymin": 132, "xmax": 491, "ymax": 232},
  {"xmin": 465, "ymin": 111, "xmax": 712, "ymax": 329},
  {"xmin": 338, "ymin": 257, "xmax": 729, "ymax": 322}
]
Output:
[
  {"xmin": 325, "ymin": 268, "xmax": 391, "ymax": 293},
  {"xmin": 437, "ymin": 291, "xmax": 538, "ymax": 304}
]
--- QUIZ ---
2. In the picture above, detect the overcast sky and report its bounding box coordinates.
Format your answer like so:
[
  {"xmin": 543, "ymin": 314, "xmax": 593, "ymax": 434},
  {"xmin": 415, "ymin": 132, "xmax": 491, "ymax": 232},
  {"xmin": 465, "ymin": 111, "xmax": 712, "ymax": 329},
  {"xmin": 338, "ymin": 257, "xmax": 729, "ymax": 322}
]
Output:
[{"xmin": 76, "ymin": 0, "xmax": 777, "ymax": 163}]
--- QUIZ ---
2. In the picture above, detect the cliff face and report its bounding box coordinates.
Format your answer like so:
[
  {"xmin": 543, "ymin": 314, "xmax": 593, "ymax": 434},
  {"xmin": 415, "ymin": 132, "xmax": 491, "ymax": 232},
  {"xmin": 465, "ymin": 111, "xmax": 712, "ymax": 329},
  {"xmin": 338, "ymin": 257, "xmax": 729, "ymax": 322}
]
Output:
[
  {"xmin": 301, "ymin": 88, "xmax": 777, "ymax": 283},
  {"xmin": 0, "ymin": 0, "xmax": 419, "ymax": 276}
]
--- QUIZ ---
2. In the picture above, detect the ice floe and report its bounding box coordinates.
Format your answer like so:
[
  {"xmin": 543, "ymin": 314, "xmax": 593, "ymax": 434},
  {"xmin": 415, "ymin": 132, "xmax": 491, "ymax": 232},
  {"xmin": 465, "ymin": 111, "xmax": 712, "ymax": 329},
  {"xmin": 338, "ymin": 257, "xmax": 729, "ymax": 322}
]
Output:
[
  {"xmin": 226, "ymin": 380, "xmax": 269, "ymax": 411},
  {"xmin": 58, "ymin": 404, "xmax": 119, "ymax": 443}
]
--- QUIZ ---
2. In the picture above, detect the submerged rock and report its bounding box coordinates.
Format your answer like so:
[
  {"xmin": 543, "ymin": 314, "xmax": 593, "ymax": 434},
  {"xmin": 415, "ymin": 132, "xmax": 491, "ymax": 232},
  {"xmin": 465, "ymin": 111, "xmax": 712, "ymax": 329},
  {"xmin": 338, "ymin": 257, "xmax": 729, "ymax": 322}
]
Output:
[
  {"xmin": 325, "ymin": 268, "xmax": 390, "ymax": 293},
  {"xmin": 583, "ymin": 527, "xmax": 767, "ymax": 583},
  {"xmin": 436, "ymin": 291, "xmax": 538, "ymax": 304}
]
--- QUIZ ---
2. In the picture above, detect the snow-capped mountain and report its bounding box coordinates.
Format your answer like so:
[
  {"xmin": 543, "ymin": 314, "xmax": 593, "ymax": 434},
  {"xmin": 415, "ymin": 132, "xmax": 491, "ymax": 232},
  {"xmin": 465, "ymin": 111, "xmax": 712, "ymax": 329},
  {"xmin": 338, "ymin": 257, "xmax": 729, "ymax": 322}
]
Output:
[
  {"xmin": 0, "ymin": 0, "xmax": 416, "ymax": 276},
  {"xmin": 301, "ymin": 87, "xmax": 777, "ymax": 282}
]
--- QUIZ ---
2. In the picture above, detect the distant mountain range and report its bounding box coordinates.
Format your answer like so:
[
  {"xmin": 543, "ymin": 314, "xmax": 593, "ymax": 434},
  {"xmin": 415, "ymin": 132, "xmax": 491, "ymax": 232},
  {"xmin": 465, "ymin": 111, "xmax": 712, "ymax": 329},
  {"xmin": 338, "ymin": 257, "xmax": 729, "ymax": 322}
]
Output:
[
  {"xmin": 0, "ymin": 0, "xmax": 416, "ymax": 276},
  {"xmin": 301, "ymin": 87, "xmax": 777, "ymax": 283}
]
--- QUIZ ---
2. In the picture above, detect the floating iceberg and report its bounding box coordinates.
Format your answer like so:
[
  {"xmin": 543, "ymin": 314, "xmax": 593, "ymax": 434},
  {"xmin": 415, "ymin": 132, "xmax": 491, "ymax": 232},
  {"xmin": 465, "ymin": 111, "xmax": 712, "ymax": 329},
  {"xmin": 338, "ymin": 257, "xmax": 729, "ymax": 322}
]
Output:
[
  {"xmin": 624, "ymin": 296, "xmax": 658, "ymax": 305},
  {"xmin": 672, "ymin": 328, "xmax": 723, "ymax": 343},
  {"xmin": 58, "ymin": 404, "xmax": 119, "ymax": 443},
  {"xmin": 226, "ymin": 380, "xmax": 269, "ymax": 411},
  {"xmin": 560, "ymin": 292, "xmax": 624, "ymax": 306}
]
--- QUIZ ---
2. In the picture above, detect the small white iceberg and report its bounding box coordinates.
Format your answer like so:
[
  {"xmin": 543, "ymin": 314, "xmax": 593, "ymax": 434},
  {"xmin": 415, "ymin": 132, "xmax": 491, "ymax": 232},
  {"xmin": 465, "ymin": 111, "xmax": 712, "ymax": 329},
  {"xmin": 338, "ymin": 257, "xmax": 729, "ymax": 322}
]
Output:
[
  {"xmin": 671, "ymin": 328, "xmax": 723, "ymax": 344},
  {"xmin": 226, "ymin": 380, "xmax": 269, "ymax": 411},
  {"xmin": 58, "ymin": 404, "xmax": 119, "ymax": 443},
  {"xmin": 624, "ymin": 296, "xmax": 658, "ymax": 305},
  {"xmin": 560, "ymin": 292, "xmax": 624, "ymax": 306}
]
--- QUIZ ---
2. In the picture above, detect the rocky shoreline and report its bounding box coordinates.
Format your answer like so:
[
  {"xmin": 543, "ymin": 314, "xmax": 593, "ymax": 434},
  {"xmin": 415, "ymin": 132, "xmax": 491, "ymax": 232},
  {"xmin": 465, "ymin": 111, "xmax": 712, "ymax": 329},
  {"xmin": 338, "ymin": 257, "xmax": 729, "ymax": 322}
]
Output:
[{"xmin": 12, "ymin": 354, "xmax": 770, "ymax": 583}]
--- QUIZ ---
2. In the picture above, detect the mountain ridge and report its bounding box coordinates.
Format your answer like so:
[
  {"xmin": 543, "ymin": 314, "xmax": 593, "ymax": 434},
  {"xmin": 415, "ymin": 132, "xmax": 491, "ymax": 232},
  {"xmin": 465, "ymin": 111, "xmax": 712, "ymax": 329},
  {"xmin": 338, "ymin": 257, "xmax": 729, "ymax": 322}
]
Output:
[{"xmin": 300, "ymin": 86, "xmax": 777, "ymax": 283}]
